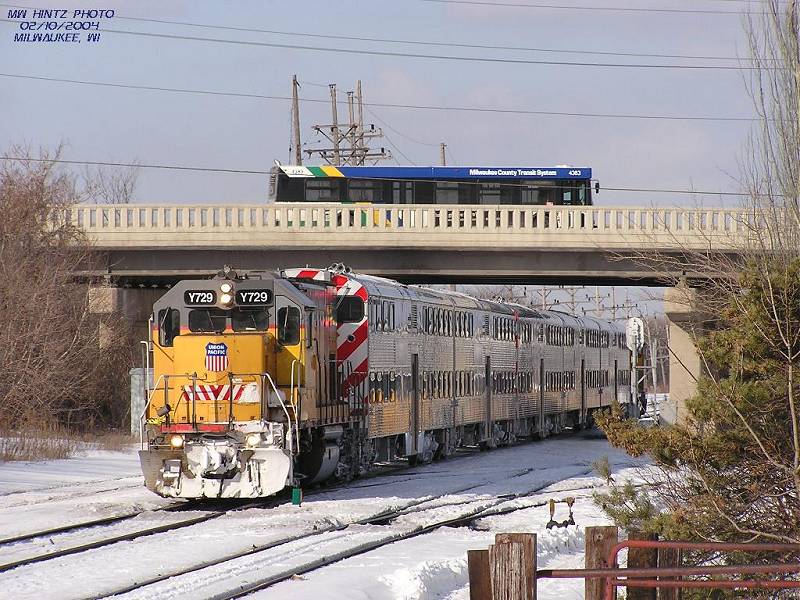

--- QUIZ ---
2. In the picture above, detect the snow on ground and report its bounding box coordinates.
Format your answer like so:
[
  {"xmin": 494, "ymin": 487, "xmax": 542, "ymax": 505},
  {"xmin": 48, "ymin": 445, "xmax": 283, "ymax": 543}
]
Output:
[
  {"xmin": 262, "ymin": 461, "xmax": 650, "ymax": 600},
  {"xmin": 0, "ymin": 446, "xmax": 175, "ymax": 539},
  {"xmin": 0, "ymin": 432, "xmax": 653, "ymax": 600},
  {"xmin": 0, "ymin": 446, "xmax": 143, "ymax": 494}
]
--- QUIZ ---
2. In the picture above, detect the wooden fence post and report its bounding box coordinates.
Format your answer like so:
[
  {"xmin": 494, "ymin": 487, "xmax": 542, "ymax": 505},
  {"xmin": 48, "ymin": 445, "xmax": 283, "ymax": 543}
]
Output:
[
  {"xmin": 585, "ymin": 525, "xmax": 619, "ymax": 600},
  {"xmin": 469, "ymin": 549, "xmax": 492, "ymax": 600},
  {"xmin": 657, "ymin": 547, "xmax": 681, "ymax": 600},
  {"xmin": 492, "ymin": 533, "xmax": 537, "ymax": 600},
  {"xmin": 628, "ymin": 530, "xmax": 658, "ymax": 600}
]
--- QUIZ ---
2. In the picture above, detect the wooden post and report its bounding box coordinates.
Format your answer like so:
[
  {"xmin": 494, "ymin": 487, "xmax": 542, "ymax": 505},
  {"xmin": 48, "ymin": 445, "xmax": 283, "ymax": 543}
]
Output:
[
  {"xmin": 657, "ymin": 547, "xmax": 681, "ymax": 600},
  {"xmin": 627, "ymin": 531, "xmax": 657, "ymax": 600},
  {"xmin": 492, "ymin": 533, "xmax": 536, "ymax": 600},
  {"xmin": 468, "ymin": 549, "xmax": 492, "ymax": 600},
  {"xmin": 585, "ymin": 526, "xmax": 619, "ymax": 600}
]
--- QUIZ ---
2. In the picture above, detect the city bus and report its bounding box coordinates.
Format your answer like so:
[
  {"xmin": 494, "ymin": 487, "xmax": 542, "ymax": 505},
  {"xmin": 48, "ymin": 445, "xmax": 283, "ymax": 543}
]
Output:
[{"xmin": 268, "ymin": 165, "xmax": 595, "ymax": 206}]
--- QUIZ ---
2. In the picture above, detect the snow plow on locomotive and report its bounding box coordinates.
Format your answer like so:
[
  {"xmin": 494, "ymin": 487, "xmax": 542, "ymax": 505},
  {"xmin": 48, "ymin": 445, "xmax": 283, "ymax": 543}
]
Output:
[{"xmin": 139, "ymin": 265, "xmax": 632, "ymax": 499}]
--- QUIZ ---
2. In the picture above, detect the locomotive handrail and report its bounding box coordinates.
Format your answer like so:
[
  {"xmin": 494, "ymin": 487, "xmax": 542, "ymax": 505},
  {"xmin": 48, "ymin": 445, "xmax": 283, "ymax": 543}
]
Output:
[
  {"xmin": 290, "ymin": 359, "xmax": 300, "ymax": 452},
  {"xmin": 261, "ymin": 371, "xmax": 298, "ymax": 455},
  {"xmin": 139, "ymin": 373, "xmax": 166, "ymax": 449},
  {"xmin": 142, "ymin": 370, "xmax": 299, "ymax": 454}
]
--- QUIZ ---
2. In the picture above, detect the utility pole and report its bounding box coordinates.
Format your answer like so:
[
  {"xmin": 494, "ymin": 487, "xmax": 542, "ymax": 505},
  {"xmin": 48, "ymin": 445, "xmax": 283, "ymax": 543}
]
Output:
[
  {"xmin": 291, "ymin": 75, "xmax": 302, "ymax": 165},
  {"xmin": 306, "ymin": 79, "xmax": 391, "ymax": 166},
  {"xmin": 329, "ymin": 84, "xmax": 342, "ymax": 165},
  {"xmin": 440, "ymin": 142, "xmax": 447, "ymax": 166},
  {"xmin": 355, "ymin": 80, "xmax": 365, "ymax": 165}
]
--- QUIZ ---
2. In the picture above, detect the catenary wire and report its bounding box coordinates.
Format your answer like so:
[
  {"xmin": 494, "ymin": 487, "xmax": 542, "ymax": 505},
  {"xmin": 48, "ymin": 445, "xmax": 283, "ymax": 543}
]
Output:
[
  {"xmin": 0, "ymin": 19, "xmax": 768, "ymax": 71},
  {"xmin": 0, "ymin": 157, "xmax": 756, "ymax": 196},
  {"xmin": 0, "ymin": 72, "xmax": 760, "ymax": 122}
]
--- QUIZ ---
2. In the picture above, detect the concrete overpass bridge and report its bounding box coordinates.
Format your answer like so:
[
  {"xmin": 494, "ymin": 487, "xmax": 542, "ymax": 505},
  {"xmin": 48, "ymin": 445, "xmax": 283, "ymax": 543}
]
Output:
[
  {"xmin": 73, "ymin": 202, "xmax": 751, "ymax": 427},
  {"xmin": 72, "ymin": 202, "xmax": 748, "ymax": 286}
]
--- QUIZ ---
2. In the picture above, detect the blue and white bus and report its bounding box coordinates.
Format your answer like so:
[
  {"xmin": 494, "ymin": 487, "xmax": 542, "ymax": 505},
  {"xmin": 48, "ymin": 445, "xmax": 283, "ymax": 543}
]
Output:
[{"xmin": 269, "ymin": 165, "xmax": 594, "ymax": 206}]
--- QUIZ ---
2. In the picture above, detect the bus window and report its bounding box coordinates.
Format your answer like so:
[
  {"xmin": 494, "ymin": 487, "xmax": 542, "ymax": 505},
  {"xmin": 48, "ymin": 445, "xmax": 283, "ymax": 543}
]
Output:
[
  {"xmin": 348, "ymin": 179, "xmax": 384, "ymax": 203},
  {"xmin": 306, "ymin": 179, "xmax": 343, "ymax": 202},
  {"xmin": 277, "ymin": 306, "xmax": 301, "ymax": 345},
  {"xmin": 436, "ymin": 182, "xmax": 458, "ymax": 204},
  {"xmin": 479, "ymin": 183, "xmax": 501, "ymax": 204}
]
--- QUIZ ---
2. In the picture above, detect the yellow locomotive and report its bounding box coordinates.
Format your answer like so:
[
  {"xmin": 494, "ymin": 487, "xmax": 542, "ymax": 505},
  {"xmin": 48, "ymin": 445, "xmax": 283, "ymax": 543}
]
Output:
[{"xmin": 140, "ymin": 265, "xmax": 631, "ymax": 499}]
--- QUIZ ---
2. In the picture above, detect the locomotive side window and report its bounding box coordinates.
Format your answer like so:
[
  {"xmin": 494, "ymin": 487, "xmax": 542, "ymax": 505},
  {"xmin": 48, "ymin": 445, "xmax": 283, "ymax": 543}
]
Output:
[
  {"xmin": 188, "ymin": 308, "xmax": 227, "ymax": 333},
  {"xmin": 158, "ymin": 308, "xmax": 180, "ymax": 347},
  {"xmin": 231, "ymin": 308, "xmax": 269, "ymax": 332},
  {"xmin": 277, "ymin": 306, "xmax": 301, "ymax": 345},
  {"xmin": 336, "ymin": 297, "xmax": 364, "ymax": 323}
]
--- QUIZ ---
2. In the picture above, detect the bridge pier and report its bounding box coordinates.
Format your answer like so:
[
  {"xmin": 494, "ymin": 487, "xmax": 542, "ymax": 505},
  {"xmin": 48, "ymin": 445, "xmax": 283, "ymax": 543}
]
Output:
[
  {"xmin": 88, "ymin": 285, "xmax": 161, "ymax": 345},
  {"xmin": 662, "ymin": 285, "xmax": 705, "ymax": 425}
]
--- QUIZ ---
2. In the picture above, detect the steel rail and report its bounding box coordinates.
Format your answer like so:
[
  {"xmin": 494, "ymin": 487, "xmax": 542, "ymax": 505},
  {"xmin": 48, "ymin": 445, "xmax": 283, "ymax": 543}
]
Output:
[
  {"xmin": 0, "ymin": 498, "xmax": 281, "ymax": 574},
  {"xmin": 0, "ymin": 499, "xmax": 189, "ymax": 546}
]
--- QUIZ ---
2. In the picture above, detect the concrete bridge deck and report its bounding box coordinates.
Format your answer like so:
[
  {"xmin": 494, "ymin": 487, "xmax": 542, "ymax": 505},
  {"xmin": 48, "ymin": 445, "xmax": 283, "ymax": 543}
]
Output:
[{"xmin": 71, "ymin": 203, "xmax": 750, "ymax": 285}]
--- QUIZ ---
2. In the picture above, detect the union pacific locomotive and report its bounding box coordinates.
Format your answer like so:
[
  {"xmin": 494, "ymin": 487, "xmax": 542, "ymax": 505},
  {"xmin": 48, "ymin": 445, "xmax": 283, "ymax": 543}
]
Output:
[{"xmin": 140, "ymin": 266, "xmax": 632, "ymax": 499}]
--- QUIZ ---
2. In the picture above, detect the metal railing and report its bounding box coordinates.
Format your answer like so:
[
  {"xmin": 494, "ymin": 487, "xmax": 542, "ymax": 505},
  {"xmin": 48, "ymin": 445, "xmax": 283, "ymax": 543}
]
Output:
[
  {"xmin": 63, "ymin": 203, "xmax": 757, "ymax": 250},
  {"xmin": 538, "ymin": 539, "xmax": 800, "ymax": 599}
]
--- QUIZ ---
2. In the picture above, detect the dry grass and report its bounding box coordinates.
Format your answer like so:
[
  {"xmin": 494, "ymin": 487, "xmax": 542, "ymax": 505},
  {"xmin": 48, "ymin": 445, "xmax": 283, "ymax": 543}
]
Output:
[
  {"xmin": 0, "ymin": 427, "xmax": 79, "ymax": 462},
  {"xmin": 88, "ymin": 430, "xmax": 135, "ymax": 452}
]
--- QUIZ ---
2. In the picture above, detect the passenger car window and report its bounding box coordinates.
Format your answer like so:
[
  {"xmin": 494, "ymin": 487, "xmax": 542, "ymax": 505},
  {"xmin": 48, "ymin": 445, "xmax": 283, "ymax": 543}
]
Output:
[{"xmin": 277, "ymin": 306, "xmax": 301, "ymax": 345}]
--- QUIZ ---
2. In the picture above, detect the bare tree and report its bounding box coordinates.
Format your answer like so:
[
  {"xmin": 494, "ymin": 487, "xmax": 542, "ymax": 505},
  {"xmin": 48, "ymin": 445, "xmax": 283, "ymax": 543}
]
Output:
[
  {"xmin": 78, "ymin": 162, "xmax": 139, "ymax": 204},
  {"xmin": 596, "ymin": 1, "xmax": 800, "ymax": 566},
  {"xmin": 0, "ymin": 145, "xmax": 135, "ymax": 448}
]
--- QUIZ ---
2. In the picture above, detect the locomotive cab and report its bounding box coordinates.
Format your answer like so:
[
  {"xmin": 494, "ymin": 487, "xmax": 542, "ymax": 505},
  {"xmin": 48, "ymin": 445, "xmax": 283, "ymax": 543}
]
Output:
[{"xmin": 139, "ymin": 268, "xmax": 315, "ymax": 498}]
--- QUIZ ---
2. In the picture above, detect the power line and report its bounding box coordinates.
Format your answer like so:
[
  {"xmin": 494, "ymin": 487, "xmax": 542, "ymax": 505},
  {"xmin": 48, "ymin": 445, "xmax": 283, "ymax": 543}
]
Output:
[
  {"xmin": 0, "ymin": 156, "xmax": 755, "ymax": 196},
  {"xmin": 416, "ymin": 0, "xmax": 769, "ymax": 15},
  {"xmin": 0, "ymin": 3, "xmax": 759, "ymax": 62},
  {"xmin": 0, "ymin": 18, "xmax": 762, "ymax": 70},
  {"xmin": 0, "ymin": 72, "xmax": 759, "ymax": 122},
  {"xmin": 363, "ymin": 105, "xmax": 442, "ymax": 147},
  {"xmin": 2, "ymin": 156, "xmax": 268, "ymax": 174}
]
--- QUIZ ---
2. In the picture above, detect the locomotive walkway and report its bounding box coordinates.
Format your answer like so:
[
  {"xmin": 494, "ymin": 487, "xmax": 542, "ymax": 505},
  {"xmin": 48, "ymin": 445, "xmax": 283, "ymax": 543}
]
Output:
[{"xmin": 71, "ymin": 202, "xmax": 750, "ymax": 286}]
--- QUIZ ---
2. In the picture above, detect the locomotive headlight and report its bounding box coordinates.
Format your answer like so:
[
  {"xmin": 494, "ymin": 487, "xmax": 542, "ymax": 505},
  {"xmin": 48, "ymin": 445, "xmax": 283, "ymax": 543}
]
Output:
[
  {"xmin": 245, "ymin": 433, "xmax": 261, "ymax": 448},
  {"xmin": 220, "ymin": 282, "xmax": 233, "ymax": 294},
  {"xmin": 220, "ymin": 293, "xmax": 233, "ymax": 305},
  {"xmin": 168, "ymin": 434, "xmax": 184, "ymax": 448}
]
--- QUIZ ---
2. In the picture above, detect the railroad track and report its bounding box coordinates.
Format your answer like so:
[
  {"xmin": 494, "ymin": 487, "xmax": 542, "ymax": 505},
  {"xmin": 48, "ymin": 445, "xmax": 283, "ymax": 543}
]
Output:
[
  {"xmin": 0, "ymin": 430, "xmax": 608, "ymax": 600},
  {"xmin": 0, "ymin": 456, "xmax": 427, "ymax": 576},
  {"xmin": 0, "ymin": 494, "xmax": 294, "ymax": 575},
  {"xmin": 96, "ymin": 462, "xmax": 601, "ymax": 600}
]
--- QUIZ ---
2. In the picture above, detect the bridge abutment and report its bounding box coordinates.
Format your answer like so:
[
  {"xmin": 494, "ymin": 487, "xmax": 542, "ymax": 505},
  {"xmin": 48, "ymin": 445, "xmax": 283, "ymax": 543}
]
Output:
[{"xmin": 662, "ymin": 285, "xmax": 705, "ymax": 425}]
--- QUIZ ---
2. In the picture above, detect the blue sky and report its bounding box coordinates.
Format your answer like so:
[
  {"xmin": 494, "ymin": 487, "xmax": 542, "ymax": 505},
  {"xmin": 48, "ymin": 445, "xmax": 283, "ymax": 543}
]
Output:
[{"xmin": 1, "ymin": 0, "xmax": 757, "ymax": 205}]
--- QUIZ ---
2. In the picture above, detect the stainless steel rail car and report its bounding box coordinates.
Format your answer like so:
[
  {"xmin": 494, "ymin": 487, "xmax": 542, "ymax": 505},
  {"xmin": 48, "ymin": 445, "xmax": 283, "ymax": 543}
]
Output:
[{"xmin": 140, "ymin": 266, "xmax": 632, "ymax": 499}]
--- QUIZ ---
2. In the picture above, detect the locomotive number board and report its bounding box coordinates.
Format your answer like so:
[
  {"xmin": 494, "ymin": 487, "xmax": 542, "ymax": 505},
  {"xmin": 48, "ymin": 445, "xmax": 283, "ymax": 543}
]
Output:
[
  {"xmin": 235, "ymin": 289, "xmax": 273, "ymax": 306},
  {"xmin": 184, "ymin": 290, "xmax": 217, "ymax": 305}
]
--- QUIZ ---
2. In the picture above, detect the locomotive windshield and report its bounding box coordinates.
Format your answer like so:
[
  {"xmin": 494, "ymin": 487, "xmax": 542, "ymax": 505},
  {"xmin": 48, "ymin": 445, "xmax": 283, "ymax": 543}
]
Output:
[
  {"xmin": 231, "ymin": 308, "xmax": 269, "ymax": 332},
  {"xmin": 187, "ymin": 308, "xmax": 270, "ymax": 333},
  {"xmin": 188, "ymin": 308, "xmax": 228, "ymax": 333}
]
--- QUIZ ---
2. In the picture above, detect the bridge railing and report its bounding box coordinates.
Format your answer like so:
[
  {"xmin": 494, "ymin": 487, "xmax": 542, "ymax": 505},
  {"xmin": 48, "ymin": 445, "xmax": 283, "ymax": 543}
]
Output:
[{"xmin": 65, "ymin": 203, "xmax": 755, "ymax": 250}]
